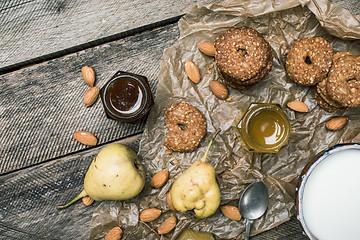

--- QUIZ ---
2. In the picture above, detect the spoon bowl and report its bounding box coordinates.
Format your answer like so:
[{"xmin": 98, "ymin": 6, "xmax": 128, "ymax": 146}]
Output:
[{"xmin": 239, "ymin": 181, "xmax": 269, "ymax": 240}]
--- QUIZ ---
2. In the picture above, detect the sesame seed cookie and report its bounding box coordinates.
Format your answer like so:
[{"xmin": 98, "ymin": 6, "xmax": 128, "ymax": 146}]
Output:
[
  {"xmin": 285, "ymin": 37, "xmax": 333, "ymax": 86},
  {"xmin": 164, "ymin": 103, "xmax": 207, "ymax": 152}
]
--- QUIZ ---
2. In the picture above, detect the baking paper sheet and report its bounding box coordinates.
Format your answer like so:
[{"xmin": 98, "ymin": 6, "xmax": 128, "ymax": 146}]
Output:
[{"xmin": 89, "ymin": 0, "xmax": 360, "ymax": 239}]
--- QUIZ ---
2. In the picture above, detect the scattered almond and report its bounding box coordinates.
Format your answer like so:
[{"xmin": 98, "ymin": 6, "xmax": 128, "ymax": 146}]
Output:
[
  {"xmin": 198, "ymin": 42, "xmax": 215, "ymax": 57},
  {"xmin": 139, "ymin": 208, "xmax": 161, "ymax": 222},
  {"xmin": 158, "ymin": 215, "xmax": 177, "ymax": 235},
  {"xmin": 82, "ymin": 196, "xmax": 94, "ymax": 206},
  {"xmin": 150, "ymin": 170, "xmax": 169, "ymax": 188},
  {"xmin": 73, "ymin": 131, "xmax": 98, "ymax": 146},
  {"xmin": 185, "ymin": 61, "xmax": 201, "ymax": 83},
  {"xmin": 84, "ymin": 86, "xmax": 100, "ymax": 107},
  {"xmin": 166, "ymin": 191, "xmax": 176, "ymax": 211},
  {"xmin": 220, "ymin": 205, "xmax": 242, "ymax": 221},
  {"xmin": 209, "ymin": 80, "xmax": 228, "ymax": 99},
  {"xmin": 325, "ymin": 116, "xmax": 348, "ymax": 131},
  {"xmin": 104, "ymin": 227, "xmax": 122, "ymax": 240},
  {"xmin": 81, "ymin": 66, "xmax": 95, "ymax": 87},
  {"xmin": 287, "ymin": 100, "xmax": 308, "ymax": 112}
]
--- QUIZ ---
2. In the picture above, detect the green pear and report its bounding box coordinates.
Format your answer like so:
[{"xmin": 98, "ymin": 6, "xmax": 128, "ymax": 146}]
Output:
[
  {"xmin": 170, "ymin": 129, "xmax": 221, "ymax": 219},
  {"xmin": 57, "ymin": 143, "xmax": 145, "ymax": 209},
  {"xmin": 176, "ymin": 228, "xmax": 215, "ymax": 240}
]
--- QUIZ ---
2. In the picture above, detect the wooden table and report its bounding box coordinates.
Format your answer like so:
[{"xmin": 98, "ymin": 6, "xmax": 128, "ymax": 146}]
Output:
[{"xmin": 0, "ymin": 0, "xmax": 358, "ymax": 239}]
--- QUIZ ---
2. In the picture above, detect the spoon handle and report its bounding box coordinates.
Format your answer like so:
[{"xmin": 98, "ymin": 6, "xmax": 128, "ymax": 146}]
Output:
[{"xmin": 244, "ymin": 219, "xmax": 252, "ymax": 240}]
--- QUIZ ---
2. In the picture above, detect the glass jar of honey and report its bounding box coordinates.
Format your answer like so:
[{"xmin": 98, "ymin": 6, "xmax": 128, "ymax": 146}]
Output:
[
  {"xmin": 233, "ymin": 103, "xmax": 291, "ymax": 153},
  {"xmin": 100, "ymin": 71, "xmax": 154, "ymax": 123}
]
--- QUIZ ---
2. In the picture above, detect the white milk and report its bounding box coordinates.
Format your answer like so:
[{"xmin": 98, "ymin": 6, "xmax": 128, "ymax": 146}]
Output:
[{"xmin": 302, "ymin": 149, "xmax": 360, "ymax": 240}]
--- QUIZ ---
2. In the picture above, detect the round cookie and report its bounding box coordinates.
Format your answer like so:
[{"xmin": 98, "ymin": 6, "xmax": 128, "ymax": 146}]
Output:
[
  {"xmin": 316, "ymin": 79, "xmax": 344, "ymax": 109},
  {"xmin": 215, "ymin": 27, "xmax": 273, "ymax": 85},
  {"xmin": 312, "ymin": 87, "xmax": 348, "ymax": 112},
  {"xmin": 164, "ymin": 103, "xmax": 207, "ymax": 152},
  {"xmin": 285, "ymin": 37, "xmax": 333, "ymax": 86},
  {"xmin": 219, "ymin": 48, "xmax": 273, "ymax": 88},
  {"xmin": 326, "ymin": 55, "xmax": 360, "ymax": 108}
]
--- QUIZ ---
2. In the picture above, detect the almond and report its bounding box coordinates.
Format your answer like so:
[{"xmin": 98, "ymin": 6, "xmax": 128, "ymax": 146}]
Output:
[
  {"xmin": 158, "ymin": 215, "xmax": 177, "ymax": 235},
  {"xmin": 73, "ymin": 131, "xmax": 98, "ymax": 146},
  {"xmin": 287, "ymin": 100, "xmax": 308, "ymax": 112},
  {"xmin": 166, "ymin": 191, "xmax": 176, "ymax": 211},
  {"xmin": 139, "ymin": 208, "xmax": 161, "ymax": 222},
  {"xmin": 81, "ymin": 66, "xmax": 95, "ymax": 87},
  {"xmin": 209, "ymin": 80, "xmax": 228, "ymax": 99},
  {"xmin": 104, "ymin": 227, "xmax": 122, "ymax": 240},
  {"xmin": 325, "ymin": 116, "xmax": 348, "ymax": 131},
  {"xmin": 84, "ymin": 86, "xmax": 99, "ymax": 107},
  {"xmin": 185, "ymin": 61, "xmax": 201, "ymax": 83},
  {"xmin": 82, "ymin": 196, "xmax": 94, "ymax": 206},
  {"xmin": 198, "ymin": 42, "xmax": 215, "ymax": 57},
  {"xmin": 220, "ymin": 205, "xmax": 242, "ymax": 221},
  {"xmin": 150, "ymin": 170, "xmax": 169, "ymax": 188}
]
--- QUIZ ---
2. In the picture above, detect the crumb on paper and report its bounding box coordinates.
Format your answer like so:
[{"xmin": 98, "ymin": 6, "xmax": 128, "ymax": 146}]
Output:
[
  {"xmin": 226, "ymin": 97, "xmax": 234, "ymax": 102},
  {"xmin": 166, "ymin": 149, "xmax": 172, "ymax": 155}
]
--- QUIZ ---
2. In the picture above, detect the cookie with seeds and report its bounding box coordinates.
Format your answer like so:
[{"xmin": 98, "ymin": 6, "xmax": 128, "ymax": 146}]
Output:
[
  {"xmin": 164, "ymin": 103, "xmax": 207, "ymax": 152},
  {"xmin": 326, "ymin": 54, "xmax": 360, "ymax": 108},
  {"xmin": 214, "ymin": 27, "xmax": 272, "ymax": 90},
  {"xmin": 285, "ymin": 37, "xmax": 333, "ymax": 86},
  {"xmin": 312, "ymin": 87, "xmax": 348, "ymax": 112}
]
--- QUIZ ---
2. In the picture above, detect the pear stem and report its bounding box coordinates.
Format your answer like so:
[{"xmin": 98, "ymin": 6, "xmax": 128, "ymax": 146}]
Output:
[
  {"xmin": 56, "ymin": 189, "xmax": 88, "ymax": 209},
  {"xmin": 200, "ymin": 129, "xmax": 220, "ymax": 163}
]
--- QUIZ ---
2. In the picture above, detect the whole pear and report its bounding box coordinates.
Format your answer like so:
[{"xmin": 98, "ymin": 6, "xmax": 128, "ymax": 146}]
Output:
[
  {"xmin": 170, "ymin": 130, "xmax": 221, "ymax": 219},
  {"xmin": 57, "ymin": 143, "xmax": 145, "ymax": 209},
  {"xmin": 176, "ymin": 228, "xmax": 215, "ymax": 240}
]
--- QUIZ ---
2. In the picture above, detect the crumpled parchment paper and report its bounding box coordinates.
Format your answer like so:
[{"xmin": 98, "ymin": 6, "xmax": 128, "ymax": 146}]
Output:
[{"xmin": 89, "ymin": 0, "xmax": 360, "ymax": 239}]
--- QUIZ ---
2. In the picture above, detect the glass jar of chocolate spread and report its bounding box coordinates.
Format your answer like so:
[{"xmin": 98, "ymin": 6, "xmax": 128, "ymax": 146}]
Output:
[{"xmin": 100, "ymin": 71, "xmax": 154, "ymax": 123}]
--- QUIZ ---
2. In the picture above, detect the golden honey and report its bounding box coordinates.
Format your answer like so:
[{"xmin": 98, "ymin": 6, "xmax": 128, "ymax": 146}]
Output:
[{"xmin": 234, "ymin": 103, "xmax": 291, "ymax": 153}]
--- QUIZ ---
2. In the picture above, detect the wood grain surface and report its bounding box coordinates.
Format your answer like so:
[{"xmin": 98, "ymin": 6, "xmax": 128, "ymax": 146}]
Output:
[
  {"xmin": 0, "ymin": 135, "xmax": 142, "ymax": 240},
  {"xmin": 0, "ymin": 0, "xmax": 216, "ymax": 73},
  {"xmin": 0, "ymin": 23, "xmax": 179, "ymax": 174},
  {"xmin": 0, "ymin": 0, "xmax": 359, "ymax": 239}
]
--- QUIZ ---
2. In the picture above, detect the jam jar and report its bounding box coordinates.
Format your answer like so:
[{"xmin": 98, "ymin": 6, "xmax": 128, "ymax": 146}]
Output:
[
  {"xmin": 233, "ymin": 103, "xmax": 291, "ymax": 153},
  {"xmin": 100, "ymin": 71, "xmax": 154, "ymax": 123}
]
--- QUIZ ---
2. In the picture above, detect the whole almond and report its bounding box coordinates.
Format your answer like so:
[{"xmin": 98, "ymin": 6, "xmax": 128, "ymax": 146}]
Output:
[
  {"xmin": 325, "ymin": 116, "xmax": 348, "ymax": 131},
  {"xmin": 158, "ymin": 215, "xmax": 177, "ymax": 235},
  {"xmin": 198, "ymin": 42, "xmax": 215, "ymax": 57},
  {"xmin": 73, "ymin": 131, "xmax": 98, "ymax": 146},
  {"xmin": 209, "ymin": 80, "xmax": 228, "ymax": 99},
  {"xmin": 185, "ymin": 61, "xmax": 201, "ymax": 83},
  {"xmin": 166, "ymin": 191, "xmax": 176, "ymax": 211},
  {"xmin": 220, "ymin": 205, "xmax": 242, "ymax": 221},
  {"xmin": 81, "ymin": 66, "xmax": 95, "ymax": 87},
  {"xmin": 287, "ymin": 100, "xmax": 308, "ymax": 112},
  {"xmin": 104, "ymin": 227, "xmax": 122, "ymax": 240},
  {"xmin": 150, "ymin": 170, "xmax": 169, "ymax": 188},
  {"xmin": 139, "ymin": 208, "xmax": 161, "ymax": 222},
  {"xmin": 82, "ymin": 196, "xmax": 94, "ymax": 206},
  {"xmin": 84, "ymin": 86, "xmax": 100, "ymax": 107}
]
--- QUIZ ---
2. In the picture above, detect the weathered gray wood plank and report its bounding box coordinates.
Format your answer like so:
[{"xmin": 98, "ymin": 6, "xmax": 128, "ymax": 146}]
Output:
[
  {"xmin": 0, "ymin": 0, "xmax": 218, "ymax": 71},
  {"xmin": 0, "ymin": 134, "xmax": 142, "ymax": 240},
  {"xmin": 0, "ymin": 23, "xmax": 179, "ymax": 174}
]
